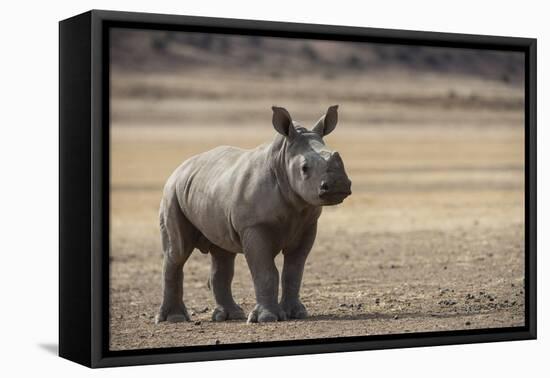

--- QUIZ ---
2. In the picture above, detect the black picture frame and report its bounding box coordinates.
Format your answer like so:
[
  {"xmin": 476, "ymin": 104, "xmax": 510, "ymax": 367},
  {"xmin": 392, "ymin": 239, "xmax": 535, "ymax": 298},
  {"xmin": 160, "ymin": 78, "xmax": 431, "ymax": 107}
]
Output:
[{"xmin": 59, "ymin": 9, "xmax": 537, "ymax": 368}]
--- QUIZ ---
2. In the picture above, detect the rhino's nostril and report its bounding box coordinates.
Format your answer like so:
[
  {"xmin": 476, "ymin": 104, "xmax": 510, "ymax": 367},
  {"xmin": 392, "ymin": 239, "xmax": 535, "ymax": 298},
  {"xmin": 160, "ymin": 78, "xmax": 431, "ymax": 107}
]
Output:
[{"xmin": 320, "ymin": 181, "xmax": 329, "ymax": 192}]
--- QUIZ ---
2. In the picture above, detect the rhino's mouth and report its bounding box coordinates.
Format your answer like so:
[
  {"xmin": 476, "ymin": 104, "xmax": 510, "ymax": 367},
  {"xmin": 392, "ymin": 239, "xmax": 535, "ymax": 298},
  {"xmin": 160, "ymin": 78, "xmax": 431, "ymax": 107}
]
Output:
[{"xmin": 320, "ymin": 191, "xmax": 351, "ymax": 205}]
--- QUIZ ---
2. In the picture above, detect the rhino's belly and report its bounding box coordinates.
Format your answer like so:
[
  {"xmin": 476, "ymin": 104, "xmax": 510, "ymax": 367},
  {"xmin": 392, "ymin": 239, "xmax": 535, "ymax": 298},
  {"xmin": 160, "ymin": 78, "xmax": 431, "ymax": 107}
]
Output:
[
  {"xmin": 179, "ymin": 186, "xmax": 243, "ymax": 254},
  {"xmin": 197, "ymin": 217, "xmax": 242, "ymax": 254}
]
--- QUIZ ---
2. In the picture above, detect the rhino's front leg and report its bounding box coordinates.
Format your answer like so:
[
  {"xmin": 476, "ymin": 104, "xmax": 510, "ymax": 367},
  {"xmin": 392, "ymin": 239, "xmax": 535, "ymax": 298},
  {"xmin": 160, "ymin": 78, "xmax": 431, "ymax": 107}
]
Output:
[
  {"xmin": 242, "ymin": 226, "xmax": 286, "ymax": 323},
  {"xmin": 280, "ymin": 223, "xmax": 317, "ymax": 319}
]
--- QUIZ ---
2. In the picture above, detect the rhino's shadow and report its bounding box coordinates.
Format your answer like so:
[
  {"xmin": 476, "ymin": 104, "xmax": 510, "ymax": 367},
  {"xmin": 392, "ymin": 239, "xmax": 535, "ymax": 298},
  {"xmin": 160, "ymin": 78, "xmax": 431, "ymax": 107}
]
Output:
[{"xmin": 303, "ymin": 311, "xmax": 472, "ymax": 322}]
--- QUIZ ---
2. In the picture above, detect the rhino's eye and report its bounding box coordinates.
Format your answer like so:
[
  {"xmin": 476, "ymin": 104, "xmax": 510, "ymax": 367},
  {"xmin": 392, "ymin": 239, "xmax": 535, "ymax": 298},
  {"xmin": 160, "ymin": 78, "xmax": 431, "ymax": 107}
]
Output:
[{"xmin": 301, "ymin": 165, "xmax": 309, "ymax": 174}]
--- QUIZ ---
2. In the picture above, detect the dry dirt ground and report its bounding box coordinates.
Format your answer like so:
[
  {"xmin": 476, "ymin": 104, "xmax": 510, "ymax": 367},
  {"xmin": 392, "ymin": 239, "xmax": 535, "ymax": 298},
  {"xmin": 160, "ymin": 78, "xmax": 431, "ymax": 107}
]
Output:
[{"xmin": 109, "ymin": 72, "xmax": 525, "ymax": 351}]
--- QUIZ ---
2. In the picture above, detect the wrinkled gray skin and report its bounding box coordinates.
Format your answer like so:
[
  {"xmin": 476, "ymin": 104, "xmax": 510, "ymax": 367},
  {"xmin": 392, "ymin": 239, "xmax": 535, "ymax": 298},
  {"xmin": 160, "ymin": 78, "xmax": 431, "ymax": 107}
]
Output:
[{"xmin": 155, "ymin": 105, "xmax": 352, "ymax": 324}]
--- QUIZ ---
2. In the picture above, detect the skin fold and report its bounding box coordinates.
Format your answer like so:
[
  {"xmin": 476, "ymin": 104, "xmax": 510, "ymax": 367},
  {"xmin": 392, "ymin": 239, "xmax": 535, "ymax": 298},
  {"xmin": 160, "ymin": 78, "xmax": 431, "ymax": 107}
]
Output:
[{"xmin": 155, "ymin": 105, "xmax": 352, "ymax": 324}]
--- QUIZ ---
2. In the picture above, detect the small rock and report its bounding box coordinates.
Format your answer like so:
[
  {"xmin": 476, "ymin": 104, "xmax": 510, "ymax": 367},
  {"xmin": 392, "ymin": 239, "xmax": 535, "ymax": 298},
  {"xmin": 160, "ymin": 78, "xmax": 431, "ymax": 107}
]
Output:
[
  {"xmin": 393, "ymin": 315, "xmax": 399, "ymax": 320},
  {"xmin": 194, "ymin": 321, "xmax": 202, "ymax": 326},
  {"xmin": 439, "ymin": 299, "xmax": 457, "ymax": 306},
  {"xmin": 443, "ymin": 266, "xmax": 447, "ymax": 270},
  {"xmin": 375, "ymin": 298, "xmax": 380, "ymax": 304},
  {"xmin": 215, "ymin": 339, "xmax": 221, "ymax": 345},
  {"xmin": 191, "ymin": 311, "xmax": 196, "ymax": 316},
  {"xmin": 465, "ymin": 321, "xmax": 471, "ymax": 326},
  {"xmin": 339, "ymin": 303, "xmax": 347, "ymax": 307}
]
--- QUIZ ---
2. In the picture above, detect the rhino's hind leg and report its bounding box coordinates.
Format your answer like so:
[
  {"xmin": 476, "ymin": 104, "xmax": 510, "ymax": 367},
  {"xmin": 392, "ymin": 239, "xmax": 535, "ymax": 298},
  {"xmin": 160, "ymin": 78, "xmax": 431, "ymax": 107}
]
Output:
[
  {"xmin": 210, "ymin": 246, "xmax": 246, "ymax": 321},
  {"xmin": 155, "ymin": 195, "xmax": 196, "ymax": 324},
  {"xmin": 155, "ymin": 256, "xmax": 190, "ymax": 323}
]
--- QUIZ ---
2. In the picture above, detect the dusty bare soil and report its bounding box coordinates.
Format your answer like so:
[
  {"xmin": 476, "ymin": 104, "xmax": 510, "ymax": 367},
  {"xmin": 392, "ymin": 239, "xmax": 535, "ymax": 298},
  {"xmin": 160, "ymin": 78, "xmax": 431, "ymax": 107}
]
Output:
[{"xmin": 109, "ymin": 73, "xmax": 525, "ymax": 350}]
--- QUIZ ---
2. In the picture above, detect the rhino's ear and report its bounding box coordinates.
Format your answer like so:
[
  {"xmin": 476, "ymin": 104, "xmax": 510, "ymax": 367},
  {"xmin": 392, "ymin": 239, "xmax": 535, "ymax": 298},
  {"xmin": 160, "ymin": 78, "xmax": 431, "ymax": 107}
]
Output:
[
  {"xmin": 313, "ymin": 105, "xmax": 339, "ymax": 136},
  {"xmin": 272, "ymin": 106, "xmax": 296, "ymax": 139}
]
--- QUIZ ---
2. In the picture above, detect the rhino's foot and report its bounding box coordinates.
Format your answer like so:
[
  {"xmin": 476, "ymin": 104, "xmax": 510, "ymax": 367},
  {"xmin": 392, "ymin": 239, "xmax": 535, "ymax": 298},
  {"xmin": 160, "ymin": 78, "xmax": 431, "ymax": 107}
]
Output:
[
  {"xmin": 247, "ymin": 304, "xmax": 287, "ymax": 323},
  {"xmin": 281, "ymin": 299, "xmax": 308, "ymax": 319},
  {"xmin": 212, "ymin": 305, "xmax": 246, "ymax": 322},
  {"xmin": 155, "ymin": 303, "xmax": 191, "ymax": 324}
]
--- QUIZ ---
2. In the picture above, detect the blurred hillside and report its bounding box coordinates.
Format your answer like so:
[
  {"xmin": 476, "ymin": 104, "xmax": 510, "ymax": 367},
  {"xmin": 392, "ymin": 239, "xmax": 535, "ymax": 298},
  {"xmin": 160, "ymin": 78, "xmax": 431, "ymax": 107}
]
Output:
[{"xmin": 111, "ymin": 28, "xmax": 524, "ymax": 83}]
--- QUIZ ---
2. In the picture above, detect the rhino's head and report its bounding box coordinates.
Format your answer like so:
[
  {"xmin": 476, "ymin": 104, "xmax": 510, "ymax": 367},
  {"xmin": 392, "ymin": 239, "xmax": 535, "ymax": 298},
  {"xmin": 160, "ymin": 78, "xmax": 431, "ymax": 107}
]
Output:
[{"xmin": 272, "ymin": 105, "xmax": 352, "ymax": 206}]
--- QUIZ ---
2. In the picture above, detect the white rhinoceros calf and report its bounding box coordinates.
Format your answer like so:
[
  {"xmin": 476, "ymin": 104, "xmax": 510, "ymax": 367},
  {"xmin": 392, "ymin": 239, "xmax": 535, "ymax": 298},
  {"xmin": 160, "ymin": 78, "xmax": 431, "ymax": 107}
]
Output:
[{"xmin": 156, "ymin": 105, "xmax": 352, "ymax": 323}]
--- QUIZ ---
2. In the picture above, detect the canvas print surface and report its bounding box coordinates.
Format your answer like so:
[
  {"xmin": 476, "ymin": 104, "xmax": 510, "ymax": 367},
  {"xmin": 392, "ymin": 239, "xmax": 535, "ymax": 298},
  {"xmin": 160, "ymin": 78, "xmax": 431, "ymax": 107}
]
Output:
[{"xmin": 109, "ymin": 28, "xmax": 525, "ymax": 351}]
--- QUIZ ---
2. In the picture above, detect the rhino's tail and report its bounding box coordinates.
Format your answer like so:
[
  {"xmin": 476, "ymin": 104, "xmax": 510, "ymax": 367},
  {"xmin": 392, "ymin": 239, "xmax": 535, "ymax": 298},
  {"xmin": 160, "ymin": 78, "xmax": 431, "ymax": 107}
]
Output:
[{"xmin": 159, "ymin": 200, "xmax": 169, "ymax": 257}]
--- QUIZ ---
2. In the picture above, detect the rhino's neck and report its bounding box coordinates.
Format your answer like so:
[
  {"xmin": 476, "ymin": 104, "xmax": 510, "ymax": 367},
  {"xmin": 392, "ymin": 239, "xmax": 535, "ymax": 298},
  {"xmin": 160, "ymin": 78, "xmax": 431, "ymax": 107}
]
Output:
[{"xmin": 268, "ymin": 136, "xmax": 312, "ymax": 211}]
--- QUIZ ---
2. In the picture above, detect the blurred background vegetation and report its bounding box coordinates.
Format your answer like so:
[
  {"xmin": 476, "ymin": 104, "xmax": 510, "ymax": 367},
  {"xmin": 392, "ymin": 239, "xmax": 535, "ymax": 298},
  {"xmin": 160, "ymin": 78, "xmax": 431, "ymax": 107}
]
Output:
[{"xmin": 111, "ymin": 29, "xmax": 523, "ymax": 83}]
